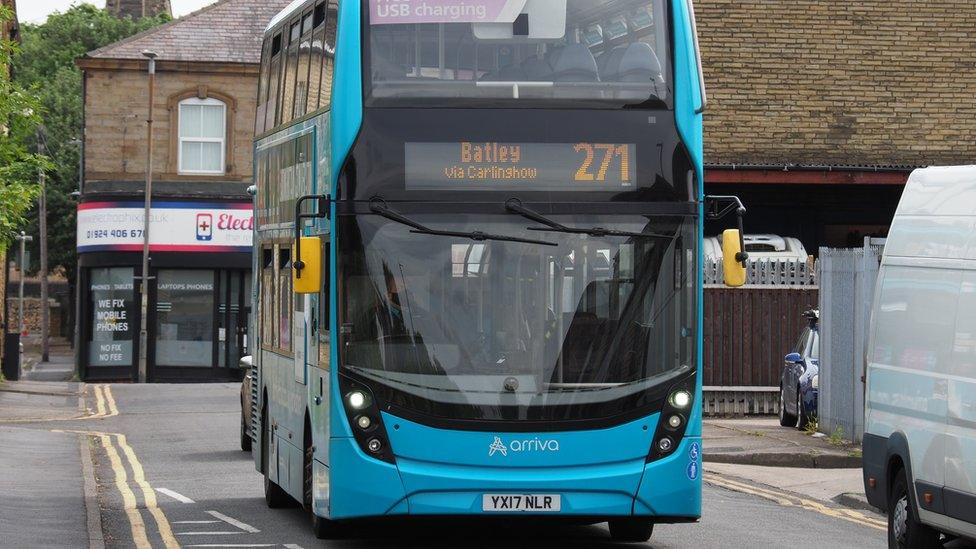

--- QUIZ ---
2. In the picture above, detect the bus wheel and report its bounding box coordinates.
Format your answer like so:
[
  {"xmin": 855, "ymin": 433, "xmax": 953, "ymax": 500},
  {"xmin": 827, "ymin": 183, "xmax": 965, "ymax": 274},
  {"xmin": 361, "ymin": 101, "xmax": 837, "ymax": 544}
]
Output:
[
  {"xmin": 608, "ymin": 519, "xmax": 653, "ymax": 542},
  {"xmin": 888, "ymin": 469, "xmax": 941, "ymax": 549},
  {"xmin": 262, "ymin": 411, "xmax": 291, "ymax": 508},
  {"xmin": 304, "ymin": 442, "xmax": 342, "ymax": 539}
]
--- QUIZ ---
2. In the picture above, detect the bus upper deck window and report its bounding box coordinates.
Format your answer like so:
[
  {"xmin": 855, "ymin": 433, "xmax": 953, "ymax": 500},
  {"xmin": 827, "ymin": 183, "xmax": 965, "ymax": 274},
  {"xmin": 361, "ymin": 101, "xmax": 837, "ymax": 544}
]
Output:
[{"xmin": 367, "ymin": 0, "xmax": 670, "ymax": 107}]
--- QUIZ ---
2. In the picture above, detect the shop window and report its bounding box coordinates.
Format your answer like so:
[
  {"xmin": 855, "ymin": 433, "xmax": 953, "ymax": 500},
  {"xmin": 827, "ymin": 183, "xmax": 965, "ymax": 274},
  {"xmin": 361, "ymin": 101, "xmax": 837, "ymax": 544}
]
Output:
[
  {"xmin": 178, "ymin": 97, "xmax": 227, "ymax": 174},
  {"xmin": 155, "ymin": 270, "xmax": 215, "ymax": 367},
  {"xmin": 88, "ymin": 268, "xmax": 136, "ymax": 367}
]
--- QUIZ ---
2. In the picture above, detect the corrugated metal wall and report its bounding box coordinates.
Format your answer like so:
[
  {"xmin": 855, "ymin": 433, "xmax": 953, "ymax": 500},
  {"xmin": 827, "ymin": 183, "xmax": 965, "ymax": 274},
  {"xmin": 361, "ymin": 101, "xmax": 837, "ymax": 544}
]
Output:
[{"xmin": 817, "ymin": 242, "xmax": 884, "ymax": 443}]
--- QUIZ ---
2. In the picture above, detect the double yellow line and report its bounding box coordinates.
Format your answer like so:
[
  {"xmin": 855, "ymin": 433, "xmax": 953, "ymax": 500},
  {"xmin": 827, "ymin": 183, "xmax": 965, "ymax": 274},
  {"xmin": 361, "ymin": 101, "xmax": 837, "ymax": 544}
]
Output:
[
  {"xmin": 88, "ymin": 384, "xmax": 119, "ymax": 419},
  {"xmin": 97, "ymin": 431, "xmax": 179, "ymax": 549},
  {"xmin": 704, "ymin": 472, "xmax": 887, "ymax": 531},
  {"xmin": 59, "ymin": 385, "xmax": 179, "ymax": 548}
]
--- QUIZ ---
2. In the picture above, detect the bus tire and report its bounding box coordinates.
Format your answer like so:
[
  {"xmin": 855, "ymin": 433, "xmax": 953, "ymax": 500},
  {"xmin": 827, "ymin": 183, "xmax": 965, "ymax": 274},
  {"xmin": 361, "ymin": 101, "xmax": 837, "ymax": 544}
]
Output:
[
  {"xmin": 608, "ymin": 519, "xmax": 654, "ymax": 542},
  {"xmin": 887, "ymin": 469, "xmax": 941, "ymax": 549},
  {"xmin": 262, "ymin": 408, "xmax": 291, "ymax": 508}
]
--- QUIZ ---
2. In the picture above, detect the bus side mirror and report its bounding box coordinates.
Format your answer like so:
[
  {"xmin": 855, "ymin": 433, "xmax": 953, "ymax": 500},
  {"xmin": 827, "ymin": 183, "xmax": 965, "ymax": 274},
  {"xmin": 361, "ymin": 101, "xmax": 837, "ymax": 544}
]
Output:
[
  {"xmin": 722, "ymin": 229, "xmax": 747, "ymax": 288},
  {"xmin": 293, "ymin": 236, "xmax": 321, "ymax": 294},
  {"xmin": 705, "ymin": 195, "xmax": 749, "ymax": 288}
]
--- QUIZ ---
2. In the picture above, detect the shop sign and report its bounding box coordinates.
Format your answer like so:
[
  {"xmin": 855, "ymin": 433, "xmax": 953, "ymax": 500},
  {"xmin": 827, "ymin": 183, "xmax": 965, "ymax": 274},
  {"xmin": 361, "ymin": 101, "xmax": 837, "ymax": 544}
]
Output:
[{"xmin": 77, "ymin": 201, "xmax": 253, "ymax": 253}]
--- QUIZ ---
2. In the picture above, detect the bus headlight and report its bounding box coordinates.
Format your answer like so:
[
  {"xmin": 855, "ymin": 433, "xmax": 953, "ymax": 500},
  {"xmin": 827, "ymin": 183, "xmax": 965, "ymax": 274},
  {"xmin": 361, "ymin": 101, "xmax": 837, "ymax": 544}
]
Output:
[
  {"xmin": 657, "ymin": 437, "xmax": 674, "ymax": 453},
  {"xmin": 648, "ymin": 376, "xmax": 696, "ymax": 464},
  {"xmin": 670, "ymin": 390, "xmax": 692, "ymax": 409},
  {"xmin": 347, "ymin": 391, "xmax": 368, "ymax": 410},
  {"xmin": 339, "ymin": 374, "xmax": 395, "ymax": 464}
]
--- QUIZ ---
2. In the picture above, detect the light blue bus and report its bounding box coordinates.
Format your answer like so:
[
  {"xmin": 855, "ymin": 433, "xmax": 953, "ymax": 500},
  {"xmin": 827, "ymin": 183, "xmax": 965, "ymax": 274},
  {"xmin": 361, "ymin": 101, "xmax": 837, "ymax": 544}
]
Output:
[{"xmin": 250, "ymin": 0, "xmax": 745, "ymax": 541}]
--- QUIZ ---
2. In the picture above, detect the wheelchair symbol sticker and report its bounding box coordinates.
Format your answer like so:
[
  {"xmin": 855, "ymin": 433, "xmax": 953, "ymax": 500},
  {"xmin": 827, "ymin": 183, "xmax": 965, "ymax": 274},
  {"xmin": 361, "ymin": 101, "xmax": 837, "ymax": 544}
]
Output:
[{"xmin": 689, "ymin": 442, "xmax": 700, "ymax": 462}]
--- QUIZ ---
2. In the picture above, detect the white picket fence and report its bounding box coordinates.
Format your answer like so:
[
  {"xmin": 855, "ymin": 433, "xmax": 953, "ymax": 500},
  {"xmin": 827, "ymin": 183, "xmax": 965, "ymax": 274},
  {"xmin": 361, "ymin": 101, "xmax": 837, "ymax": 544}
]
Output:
[{"xmin": 704, "ymin": 257, "xmax": 818, "ymax": 286}]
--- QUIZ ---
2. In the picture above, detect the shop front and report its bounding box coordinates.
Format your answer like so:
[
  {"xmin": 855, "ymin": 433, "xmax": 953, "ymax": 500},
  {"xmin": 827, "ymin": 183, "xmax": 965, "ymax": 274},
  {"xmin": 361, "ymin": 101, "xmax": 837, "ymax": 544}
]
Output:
[{"xmin": 77, "ymin": 200, "xmax": 253, "ymax": 382}]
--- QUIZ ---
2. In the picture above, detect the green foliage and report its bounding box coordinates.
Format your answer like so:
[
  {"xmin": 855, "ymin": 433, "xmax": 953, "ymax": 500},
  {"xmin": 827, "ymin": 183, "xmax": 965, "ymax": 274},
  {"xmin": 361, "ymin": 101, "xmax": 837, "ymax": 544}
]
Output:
[
  {"xmin": 802, "ymin": 416, "xmax": 819, "ymax": 435},
  {"xmin": 11, "ymin": 3, "xmax": 169, "ymax": 274},
  {"xmin": 827, "ymin": 426, "xmax": 846, "ymax": 446},
  {"xmin": 0, "ymin": 5, "xmax": 46, "ymax": 251}
]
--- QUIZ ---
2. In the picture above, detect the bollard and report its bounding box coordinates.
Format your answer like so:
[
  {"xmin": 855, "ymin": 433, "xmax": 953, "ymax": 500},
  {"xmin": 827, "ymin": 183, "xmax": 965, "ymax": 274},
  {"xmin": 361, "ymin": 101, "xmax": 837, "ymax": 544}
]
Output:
[{"xmin": 2, "ymin": 333, "xmax": 21, "ymax": 381}]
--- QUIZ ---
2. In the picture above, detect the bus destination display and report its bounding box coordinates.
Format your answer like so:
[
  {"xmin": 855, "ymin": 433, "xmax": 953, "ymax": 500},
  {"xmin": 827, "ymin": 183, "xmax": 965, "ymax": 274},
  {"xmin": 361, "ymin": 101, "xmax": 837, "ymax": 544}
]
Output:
[{"xmin": 405, "ymin": 142, "xmax": 636, "ymax": 191}]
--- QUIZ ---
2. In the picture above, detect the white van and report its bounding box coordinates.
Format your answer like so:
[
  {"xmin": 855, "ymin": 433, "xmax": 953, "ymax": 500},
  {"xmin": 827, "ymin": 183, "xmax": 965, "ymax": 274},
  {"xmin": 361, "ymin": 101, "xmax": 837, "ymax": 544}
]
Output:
[{"xmin": 863, "ymin": 166, "xmax": 976, "ymax": 548}]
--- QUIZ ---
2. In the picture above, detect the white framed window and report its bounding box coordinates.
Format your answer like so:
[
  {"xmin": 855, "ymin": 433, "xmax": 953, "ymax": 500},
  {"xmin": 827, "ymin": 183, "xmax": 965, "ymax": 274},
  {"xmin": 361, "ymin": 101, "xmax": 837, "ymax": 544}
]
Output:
[{"xmin": 178, "ymin": 97, "xmax": 226, "ymax": 175}]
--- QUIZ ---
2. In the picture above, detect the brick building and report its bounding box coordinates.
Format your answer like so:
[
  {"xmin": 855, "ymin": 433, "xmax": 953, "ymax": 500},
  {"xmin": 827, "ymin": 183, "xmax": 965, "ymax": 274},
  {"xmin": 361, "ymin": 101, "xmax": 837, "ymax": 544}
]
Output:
[
  {"xmin": 75, "ymin": 0, "xmax": 290, "ymax": 382},
  {"xmin": 698, "ymin": 0, "xmax": 976, "ymax": 250}
]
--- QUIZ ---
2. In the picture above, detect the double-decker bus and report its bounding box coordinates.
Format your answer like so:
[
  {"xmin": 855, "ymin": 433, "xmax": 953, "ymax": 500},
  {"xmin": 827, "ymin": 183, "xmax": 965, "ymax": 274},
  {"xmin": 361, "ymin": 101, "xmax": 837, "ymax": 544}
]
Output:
[{"xmin": 250, "ymin": 0, "xmax": 746, "ymax": 541}]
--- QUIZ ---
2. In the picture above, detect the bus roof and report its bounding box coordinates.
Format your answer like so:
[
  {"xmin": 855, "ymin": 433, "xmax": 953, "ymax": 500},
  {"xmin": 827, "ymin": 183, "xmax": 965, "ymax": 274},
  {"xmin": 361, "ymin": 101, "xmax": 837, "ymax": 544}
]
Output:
[{"xmin": 266, "ymin": 0, "xmax": 308, "ymax": 33}]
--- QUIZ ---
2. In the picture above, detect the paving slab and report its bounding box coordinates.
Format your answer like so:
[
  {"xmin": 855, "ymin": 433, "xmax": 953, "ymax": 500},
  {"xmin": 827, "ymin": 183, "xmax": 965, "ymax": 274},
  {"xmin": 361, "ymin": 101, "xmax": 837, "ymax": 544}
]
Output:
[
  {"xmin": 0, "ymin": 426, "xmax": 89, "ymax": 548},
  {"xmin": 704, "ymin": 417, "xmax": 862, "ymax": 468}
]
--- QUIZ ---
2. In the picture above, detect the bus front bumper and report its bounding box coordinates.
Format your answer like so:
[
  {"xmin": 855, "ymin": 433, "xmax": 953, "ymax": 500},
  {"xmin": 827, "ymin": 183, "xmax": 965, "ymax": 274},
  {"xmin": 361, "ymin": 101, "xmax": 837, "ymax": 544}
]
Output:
[{"xmin": 328, "ymin": 433, "xmax": 702, "ymax": 521}]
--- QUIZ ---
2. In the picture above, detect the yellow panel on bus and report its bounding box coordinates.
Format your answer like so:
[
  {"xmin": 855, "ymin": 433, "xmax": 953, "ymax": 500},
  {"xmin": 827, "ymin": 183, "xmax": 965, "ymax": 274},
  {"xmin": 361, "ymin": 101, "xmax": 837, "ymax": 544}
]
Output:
[{"xmin": 293, "ymin": 237, "xmax": 321, "ymax": 294}]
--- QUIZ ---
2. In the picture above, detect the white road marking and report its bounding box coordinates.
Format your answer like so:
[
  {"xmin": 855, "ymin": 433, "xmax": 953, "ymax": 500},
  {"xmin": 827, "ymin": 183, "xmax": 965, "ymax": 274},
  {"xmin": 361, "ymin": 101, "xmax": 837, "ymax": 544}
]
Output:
[
  {"xmin": 185, "ymin": 545, "xmax": 278, "ymax": 548},
  {"xmin": 157, "ymin": 488, "xmax": 196, "ymax": 504},
  {"xmin": 282, "ymin": 545, "xmax": 305, "ymax": 549},
  {"xmin": 206, "ymin": 511, "xmax": 261, "ymax": 533},
  {"xmin": 173, "ymin": 520, "xmax": 220, "ymax": 524},
  {"xmin": 176, "ymin": 532, "xmax": 245, "ymax": 535}
]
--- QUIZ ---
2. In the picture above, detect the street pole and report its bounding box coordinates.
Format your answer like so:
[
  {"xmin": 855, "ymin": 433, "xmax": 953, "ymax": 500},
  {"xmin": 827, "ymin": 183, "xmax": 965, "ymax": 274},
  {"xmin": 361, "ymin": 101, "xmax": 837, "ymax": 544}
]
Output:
[
  {"xmin": 15, "ymin": 232, "xmax": 32, "ymax": 337},
  {"xmin": 138, "ymin": 50, "xmax": 157, "ymax": 384},
  {"xmin": 38, "ymin": 133, "xmax": 50, "ymax": 363}
]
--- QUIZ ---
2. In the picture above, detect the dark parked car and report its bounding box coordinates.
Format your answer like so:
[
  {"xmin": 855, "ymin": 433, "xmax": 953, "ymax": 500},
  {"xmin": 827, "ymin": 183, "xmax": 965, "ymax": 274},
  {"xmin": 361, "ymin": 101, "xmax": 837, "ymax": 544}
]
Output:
[
  {"xmin": 240, "ymin": 355, "xmax": 254, "ymax": 451},
  {"xmin": 779, "ymin": 310, "xmax": 819, "ymax": 429}
]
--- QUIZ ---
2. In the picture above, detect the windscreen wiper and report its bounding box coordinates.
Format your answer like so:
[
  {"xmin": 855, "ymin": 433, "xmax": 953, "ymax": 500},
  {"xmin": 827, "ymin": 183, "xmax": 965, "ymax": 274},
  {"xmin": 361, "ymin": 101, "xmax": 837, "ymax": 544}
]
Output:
[
  {"xmin": 370, "ymin": 200, "xmax": 558, "ymax": 247},
  {"xmin": 505, "ymin": 198, "xmax": 675, "ymax": 239}
]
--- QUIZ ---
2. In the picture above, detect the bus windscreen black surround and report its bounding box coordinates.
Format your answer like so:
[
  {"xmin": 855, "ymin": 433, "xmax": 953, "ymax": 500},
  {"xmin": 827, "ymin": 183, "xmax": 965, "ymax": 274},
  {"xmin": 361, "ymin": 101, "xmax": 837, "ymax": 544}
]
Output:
[{"xmin": 405, "ymin": 142, "xmax": 636, "ymax": 191}]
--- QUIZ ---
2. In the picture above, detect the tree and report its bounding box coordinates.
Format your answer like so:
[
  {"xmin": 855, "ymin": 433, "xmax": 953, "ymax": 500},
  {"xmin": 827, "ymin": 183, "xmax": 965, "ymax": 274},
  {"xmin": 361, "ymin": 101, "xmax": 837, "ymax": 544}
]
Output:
[
  {"xmin": 0, "ymin": 4, "xmax": 46, "ymax": 251},
  {"xmin": 13, "ymin": 4, "xmax": 170, "ymax": 277}
]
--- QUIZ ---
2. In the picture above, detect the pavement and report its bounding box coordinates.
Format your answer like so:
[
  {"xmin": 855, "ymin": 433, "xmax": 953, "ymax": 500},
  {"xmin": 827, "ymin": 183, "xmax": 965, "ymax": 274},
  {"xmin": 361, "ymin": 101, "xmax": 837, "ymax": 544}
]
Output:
[
  {"xmin": 704, "ymin": 418, "xmax": 863, "ymax": 469},
  {"xmin": 702, "ymin": 417, "xmax": 871, "ymax": 512}
]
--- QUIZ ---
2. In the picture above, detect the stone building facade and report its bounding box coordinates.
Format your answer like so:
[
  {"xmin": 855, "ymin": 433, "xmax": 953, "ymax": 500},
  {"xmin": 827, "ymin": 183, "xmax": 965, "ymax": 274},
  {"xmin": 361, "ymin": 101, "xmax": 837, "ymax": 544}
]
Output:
[
  {"xmin": 697, "ymin": 0, "xmax": 976, "ymax": 249},
  {"xmin": 75, "ymin": 0, "xmax": 290, "ymax": 382}
]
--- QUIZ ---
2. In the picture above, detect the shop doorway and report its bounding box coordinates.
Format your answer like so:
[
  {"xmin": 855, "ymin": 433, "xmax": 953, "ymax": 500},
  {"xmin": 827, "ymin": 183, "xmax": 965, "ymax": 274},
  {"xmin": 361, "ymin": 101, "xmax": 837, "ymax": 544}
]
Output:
[{"xmin": 149, "ymin": 268, "xmax": 250, "ymax": 381}]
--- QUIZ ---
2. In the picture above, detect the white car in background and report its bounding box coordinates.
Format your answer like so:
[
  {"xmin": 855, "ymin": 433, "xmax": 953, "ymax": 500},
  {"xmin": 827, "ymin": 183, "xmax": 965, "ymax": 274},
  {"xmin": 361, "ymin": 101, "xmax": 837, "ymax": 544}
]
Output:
[{"xmin": 704, "ymin": 234, "xmax": 808, "ymax": 262}]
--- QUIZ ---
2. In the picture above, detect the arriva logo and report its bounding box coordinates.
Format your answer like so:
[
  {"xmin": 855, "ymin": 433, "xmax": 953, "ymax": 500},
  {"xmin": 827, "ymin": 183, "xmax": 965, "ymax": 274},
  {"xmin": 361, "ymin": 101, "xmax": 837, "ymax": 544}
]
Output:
[{"xmin": 488, "ymin": 436, "xmax": 560, "ymax": 457}]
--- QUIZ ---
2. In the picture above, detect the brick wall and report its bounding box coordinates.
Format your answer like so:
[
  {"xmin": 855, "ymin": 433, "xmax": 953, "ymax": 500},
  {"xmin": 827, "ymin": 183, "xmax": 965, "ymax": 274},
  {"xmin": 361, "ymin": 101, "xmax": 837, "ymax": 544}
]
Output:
[
  {"xmin": 8, "ymin": 298, "xmax": 62, "ymax": 337},
  {"xmin": 698, "ymin": 0, "xmax": 976, "ymax": 167},
  {"xmin": 84, "ymin": 67, "xmax": 258, "ymax": 183}
]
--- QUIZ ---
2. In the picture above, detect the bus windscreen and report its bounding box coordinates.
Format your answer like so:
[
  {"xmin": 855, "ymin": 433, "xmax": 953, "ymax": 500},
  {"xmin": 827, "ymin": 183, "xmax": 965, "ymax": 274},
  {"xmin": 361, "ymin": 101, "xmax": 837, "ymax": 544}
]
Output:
[
  {"xmin": 367, "ymin": 0, "xmax": 670, "ymax": 107},
  {"xmin": 405, "ymin": 141, "xmax": 636, "ymax": 190}
]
